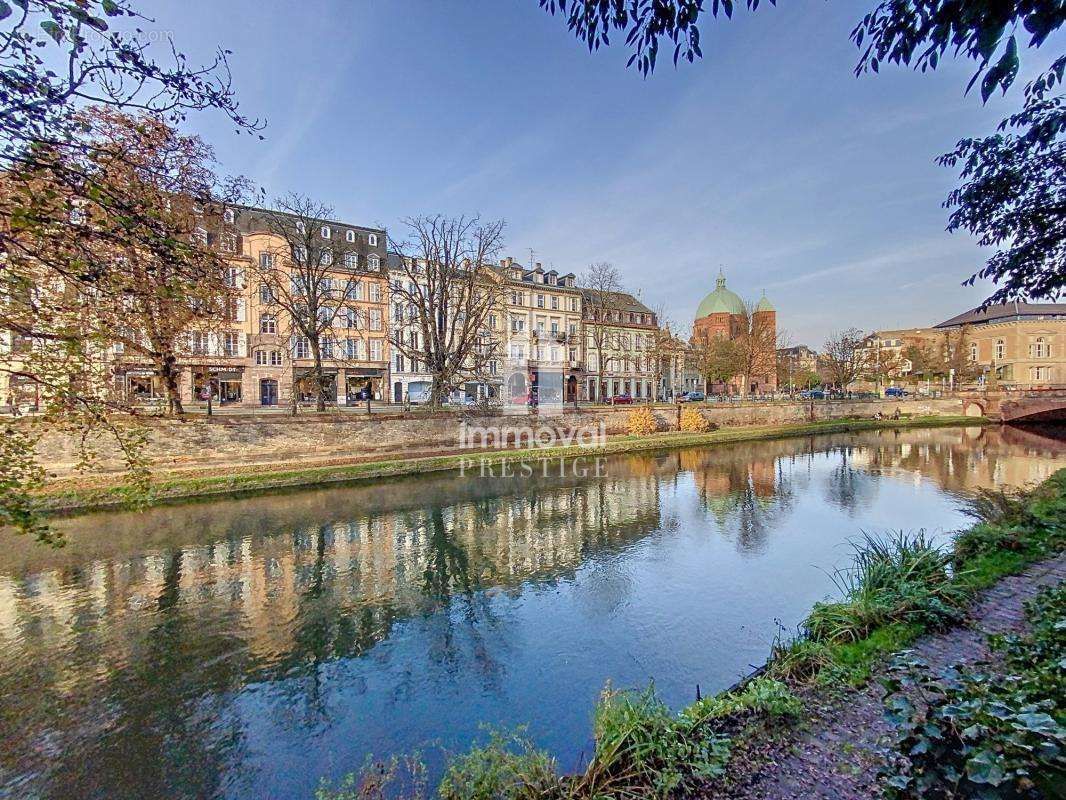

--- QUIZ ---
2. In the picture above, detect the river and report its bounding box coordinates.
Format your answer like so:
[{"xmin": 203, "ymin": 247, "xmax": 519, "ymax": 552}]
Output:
[{"xmin": 0, "ymin": 424, "xmax": 1062, "ymax": 799}]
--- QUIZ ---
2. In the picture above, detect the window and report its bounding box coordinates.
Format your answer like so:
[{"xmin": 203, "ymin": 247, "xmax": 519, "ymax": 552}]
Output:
[
  {"xmin": 395, "ymin": 354, "xmax": 404, "ymax": 372},
  {"xmin": 550, "ymin": 296, "xmax": 558, "ymax": 310},
  {"xmin": 320, "ymin": 249, "xmax": 333, "ymax": 266},
  {"xmin": 259, "ymin": 283, "xmax": 274, "ymax": 304},
  {"xmin": 510, "ymin": 290, "xmax": 519, "ymax": 305},
  {"xmin": 368, "ymin": 234, "xmax": 378, "ymax": 246},
  {"xmin": 511, "ymin": 316, "xmax": 525, "ymax": 333},
  {"xmin": 569, "ymin": 297, "xmax": 577, "ymax": 312},
  {"xmin": 394, "ymin": 303, "xmax": 404, "ymax": 322},
  {"xmin": 259, "ymin": 252, "xmax": 275, "ymax": 270},
  {"xmin": 223, "ymin": 332, "xmax": 240, "ymax": 357},
  {"xmin": 219, "ymin": 233, "xmax": 237, "ymax": 253},
  {"xmin": 293, "ymin": 336, "xmax": 311, "ymax": 359},
  {"xmin": 346, "ymin": 230, "xmax": 356, "ymax": 243},
  {"xmin": 369, "ymin": 339, "xmax": 383, "ymax": 360},
  {"xmin": 569, "ymin": 322, "xmax": 577, "ymax": 336},
  {"xmin": 256, "ymin": 349, "xmax": 283, "ymax": 366},
  {"xmin": 550, "ymin": 321, "xmax": 559, "ymax": 335},
  {"xmin": 223, "ymin": 208, "xmax": 235, "ymax": 224},
  {"xmin": 345, "ymin": 338, "xmax": 362, "ymax": 360},
  {"xmin": 223, "ymin": 266, "xmax": 240, "ymax": 287},
  {"xmin": 369, "ymin": 308, "xmax": 382, "ymax": 331},
  {"xmin": 367, "ymin": 254, "xmax": 381, "ymax": 270},
  {"xmin": 510, "ymin": 344, "xmax": 525, "ymax": 359},
  {"xmin": 260, "ymin": 314, "xmax": 277, "ymax": 334},
  {"xmin": 995, "ymin": 339, "xmax": 1006, "ymax": 360},
  {"xmin": 295, "ymin": 221, "xmax": 305, "ymax": 233},
  {"xmin": 970, "ymin": 342, "xmax": 978, "ymax": 362},
  {"xmin": 344, "ymin": 251, "xmax": 358, "ymax": 269},
  {"xmin": 192, "ymin": 227, "xmax": 208, "ymax": 245},
  {"xmin": 536, "ymin": 294, "xmax": 545, "ymax": 308},
  {"xmin": 346, "ymin": 282, "xmax": 362, "ymax": 301},
  {"xmin": 321, "ymin": 226, "xmax": 331, "ymax": 239},
  {"xmin": 368, "ymin": 283, "xmax": 382, "ymax": 302},
  {"xmin": 294, "ymin": 245, "xmax": 307, "ymax": 263},
  {"xmin": 1031, "ymin": 337, "xmax": 1048, "ymax": 359},
  {"xmin": 322, "ymin": 337, "xmax": 334, "ymax": 359},
  {"xmin": 1031, "ymin": 366, "xmax": 1050, "ymax": 382},
  {"xmin": 489, "ymin": 314, "xmax": 498, "ymax": 330},
  {"xmin": 190, "ymin": 331, "xmax": 209, "ymax": 355}
]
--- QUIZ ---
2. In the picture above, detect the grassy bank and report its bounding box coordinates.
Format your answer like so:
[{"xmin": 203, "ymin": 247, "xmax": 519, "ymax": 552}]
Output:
[
  {"xmin": 315, "ymin": 468, "xmax": 1064, "ymax": 800},
  {"xmin": 37, "ymin": 415, "xmax": 982, "ymax": 515}
]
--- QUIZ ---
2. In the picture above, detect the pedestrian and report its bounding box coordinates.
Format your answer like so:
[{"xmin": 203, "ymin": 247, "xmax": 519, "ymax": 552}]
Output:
[
  {"xmin": 893, "ymin": 406, "xmax": 901, "ymax": 420},
  {"xmin": 7, "ymin": 394, "xmax": 19, "ymax": 417}
]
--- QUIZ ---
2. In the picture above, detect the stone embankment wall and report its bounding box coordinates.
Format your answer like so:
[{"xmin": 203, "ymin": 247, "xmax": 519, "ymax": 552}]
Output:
[{"xmin": 34, "ymin": 398, "xmax": 968, "ymax": 477}]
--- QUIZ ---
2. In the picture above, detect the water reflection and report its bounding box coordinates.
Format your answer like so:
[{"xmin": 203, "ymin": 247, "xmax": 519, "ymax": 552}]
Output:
[{"xmin": 0, "ymin": 425, "xmax": 1061, "ymax": 800}]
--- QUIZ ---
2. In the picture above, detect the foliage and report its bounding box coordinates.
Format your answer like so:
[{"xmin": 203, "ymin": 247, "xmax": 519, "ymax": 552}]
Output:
[
  {"xmin": 682, "ymin": 676, "xmax": 802, "ymax": 722},
  {"xmin": 626, "ymin": 406, "xmax": 658, "ymax": 436},
  {"xmin": 538, "ymin": 0, "xmax": 775, "ymax": 77},
  {"xmin": 692, "ymin": 334, "xmax": 742, "ymax": 389},
  {"xmin": 574, "ymin": 684, "xmax": 731, "ymax": 798},
  {"xmin": 0, "ymin": 423, "xmax": 49, "ymax": 542},
  {"xmin": 0, "ymin": 0, "xmax": 256, "ymax": 542},
  {"xmin": 438, "ymin": 729, "xmax": 563, "ymax": 800},
  {"xmin": 880, "ymin": 583, "xmax": 1066, "ymax": 799},
  {"xmin": 316, "ymin": 753, "xmax": 428, "ymax": 800},
  {"xmin": 940, "ymin": 57, "xmax": 1066, "ymax": 305},
  {"xmin": 679, "ymin": 407, "xmax": 711, "ymax": 433},
  {"xmin": 805, "ymin": 531, "xmax": 967, "ymax": 645}
]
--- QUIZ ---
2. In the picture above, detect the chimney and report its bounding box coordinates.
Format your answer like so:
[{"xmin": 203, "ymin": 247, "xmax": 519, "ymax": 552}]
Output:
[{"xmin": 534, "ymin": 261, "xmax": 542, "ymax": 270}]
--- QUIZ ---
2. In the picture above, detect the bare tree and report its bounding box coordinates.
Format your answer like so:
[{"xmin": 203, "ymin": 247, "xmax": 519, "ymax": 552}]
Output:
[
  {"xmin": 822, "ymin": 328, "xmax": 869, "ymax": 391},
  {"xmin": 731, "ymin": 301, "xmax": 780, "ymax": 397},
  {"xmin": 387, "ymin": 215, "xmax": 506, "ymax": 407},
  {"xmin": 691, "ymin": 333, "xmax": 743, "ymax": 393},
  {"xmin": 580, "ymin": 262, "xmax": 626, "ymax": 402},
  {"xmin": 248, "ymin": 194, "xmax": 367, "ymax": 412},
  {"xmin": 645, "ymin": 306, "xmax": 682, "ymax": 401}
]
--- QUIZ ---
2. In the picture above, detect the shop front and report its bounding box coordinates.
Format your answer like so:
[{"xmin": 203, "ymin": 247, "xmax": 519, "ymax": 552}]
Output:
[
  {"xmin": 191, "ymin": 366, "xmax": 245, "ymax": 406},
  {"xmin": 344, "ymin": 368, "xmax": 386, "ymax": 404},
  {"xmin": 295, "ymin": 370, "xmax": 337, "ymax": 404},
  {"xmin": 121, "ymin": 369, "xmax": 165, "ymax": 405}
]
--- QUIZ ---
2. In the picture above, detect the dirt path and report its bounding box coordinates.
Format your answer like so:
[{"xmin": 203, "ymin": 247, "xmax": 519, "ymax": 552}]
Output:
[{"xmin": 709, "ymin": 552, "xmax": 1066, "ymax": 800}]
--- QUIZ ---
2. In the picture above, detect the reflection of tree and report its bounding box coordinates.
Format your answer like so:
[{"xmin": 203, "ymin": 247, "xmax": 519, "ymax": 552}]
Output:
[
  {"xmin": 824, "ymin": 446, "xmax": 878, "ymax": 514},
  {"xmin": 40, "ymin": 548, "xmax": 253, "ymax": 800},
  {"xmin": 422, "ymin": 508, "xmax": 474, "ymax": 599}
]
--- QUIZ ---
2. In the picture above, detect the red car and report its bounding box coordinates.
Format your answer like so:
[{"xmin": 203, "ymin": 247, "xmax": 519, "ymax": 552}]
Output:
[{"xmin": 611, "ymin": 394, "xmax": 634, "ymax": 405}]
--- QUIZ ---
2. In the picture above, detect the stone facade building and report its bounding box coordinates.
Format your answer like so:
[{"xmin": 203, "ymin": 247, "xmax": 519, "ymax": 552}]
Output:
[
  {"xmin": 581, "ymin": 289, "xmax": 658, "ymax": 401},
  {"xmin": 934, "ymin": 302, "xmax": 1066, "ymax": 387},
  {"xmin": 110, "ymin": 204, "xmax": 391, "ymax": 409}
]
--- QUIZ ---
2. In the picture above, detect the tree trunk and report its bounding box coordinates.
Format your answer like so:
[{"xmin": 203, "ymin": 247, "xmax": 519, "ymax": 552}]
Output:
[
  {"xmin": 310, "ymin": 339, "xmax": 326, "ymax": 412},
  {"xmin": 431, "ymin": 373, "xmax": 446, "ymax": 408},
  {"xmin": 157, "ymin": 351, "xmax": 184, "ymax": 416}
]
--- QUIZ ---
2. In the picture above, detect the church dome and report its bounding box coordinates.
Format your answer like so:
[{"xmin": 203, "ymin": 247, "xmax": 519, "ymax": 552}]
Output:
[
  {"xmin": 755, "ymin": 294, "xmax": 775, "ymax": 313},
  {"xmin": 696, "ymin": 272, "xmax": 746, "ymax": 318}
]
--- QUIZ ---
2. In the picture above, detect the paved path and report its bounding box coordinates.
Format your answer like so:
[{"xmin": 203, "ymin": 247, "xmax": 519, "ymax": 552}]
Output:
[{"xmin": 710, "ymin": 552, "xmax": 1066, "ymax": 800}]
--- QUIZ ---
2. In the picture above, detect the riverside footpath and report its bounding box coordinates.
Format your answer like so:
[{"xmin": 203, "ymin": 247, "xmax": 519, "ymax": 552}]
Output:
[{"xmin": 707, "ymin": 552, "xmax": 1066, "ymax": 800}]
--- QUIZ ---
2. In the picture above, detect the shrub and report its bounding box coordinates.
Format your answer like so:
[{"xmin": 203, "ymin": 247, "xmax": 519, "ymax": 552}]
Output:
[
  {"xmin": 576, "ymin": 685, "xmax": 731, "ymax": 799},
  {"xmin": 805, "ymin": 531, "xmax": 967, "ymax": 645},
  {"xmin": 880, "ymin": 584, "xmax": 1066, "ymax": 799},
  {"xmin": 679, "ymin": 407, "xmax": 711, "ymax": 433},
  {"xmin": 438, "ymin": 728, "xmax": 563, "ymax": 800},
  {"xmin": 626, "ymin": 406, "xmax": 658, "ymax": 436}
]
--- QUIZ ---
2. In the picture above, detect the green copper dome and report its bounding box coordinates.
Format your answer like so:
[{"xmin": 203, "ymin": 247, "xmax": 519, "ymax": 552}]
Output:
[
  {"xmin": 755, "ymin": 294, "xmax": 775, "ymax": 313},
  {"xmin": 696, "ymin": 272, "xmax": 746, "ymax": 317}
]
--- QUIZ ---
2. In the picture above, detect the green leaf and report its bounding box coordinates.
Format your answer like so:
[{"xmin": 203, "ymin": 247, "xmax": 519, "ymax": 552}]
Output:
[
  {"xmin": 966, "ymin": 750, "xmax": 1007, "ymax": 786},
  {"xmin": 40, "ymin": 20, "xmax": 63, "ymax": 43}
]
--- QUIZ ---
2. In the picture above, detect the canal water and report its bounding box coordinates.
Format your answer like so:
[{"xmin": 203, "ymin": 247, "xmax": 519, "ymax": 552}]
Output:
[{"xmin": 0, "ymin": 425, "xmax": 1062, "ymax": 799}]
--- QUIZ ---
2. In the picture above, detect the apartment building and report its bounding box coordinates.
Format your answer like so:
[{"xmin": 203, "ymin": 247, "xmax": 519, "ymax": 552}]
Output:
[
  {"xmin": 493, "ymin": 258, "xmax": 584, "ymax": 405},
  {"xmin": 934, "ymin": 302, "xmax": 1066, "ymax": 387},
  {"xmin": 111, "ymin": 205, "xmax": 390, "ymax": 408},
  {"xmin": 581, "ymin": 290, "xmax": 658, "ymax": 401}
]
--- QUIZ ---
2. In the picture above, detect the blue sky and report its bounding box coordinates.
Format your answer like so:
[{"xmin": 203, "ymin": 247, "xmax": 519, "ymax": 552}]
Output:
[{"xmin": 140, "ymin": 0, "xmax": 1055, "ymax": 346}]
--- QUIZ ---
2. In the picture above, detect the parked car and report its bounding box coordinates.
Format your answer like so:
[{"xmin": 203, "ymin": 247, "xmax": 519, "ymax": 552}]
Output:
[
  {"xmin": 611, "ymin": 394, "xmax": 634, "ymax": 405},
  {"xmin": 884, "ymin": 386, "xmax": 909, "ymax": 398},
  {"xmin": 681, "ymin": 391, "xmax": 705, "ymax": 402},
  {"xmin": 799, "ymin": 389, "xmax": 827, "ymax": 400}
]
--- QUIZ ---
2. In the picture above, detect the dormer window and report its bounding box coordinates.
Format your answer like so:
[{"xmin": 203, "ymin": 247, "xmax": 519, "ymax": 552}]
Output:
[
  {"xmin": 368, "ymin": 254, "xmax": 381, "ymax": 269},
  {"xmin": 192, "ymin": 226, "xmax": 208, "ymax": 245},
  {"xmin": 368, "ymin": 233, "xmax": 379, "ymax": 246},
  {"xmin": 223, "ymin": 208, "xmax": 235, "ymax": 224},
  {"xmin": 295, "ymin": 221, "xmax": 305, "ymax": 234},
  {"xmin": 321, "ymin": 226, "xmax": 331, "ymax": 239},
  {"xmin": 346, "ymin": 230, "xmax": 356, "ymax": 243}
]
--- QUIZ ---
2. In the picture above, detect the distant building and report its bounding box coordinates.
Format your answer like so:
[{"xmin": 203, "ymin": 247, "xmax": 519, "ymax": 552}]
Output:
[
  {"xmin": 581, "ymin": 289, "xmax": 659, "ymax": 401},
  {"xmin": 692, "ymin": 272, "xmax": 777, "ymax": 394}
]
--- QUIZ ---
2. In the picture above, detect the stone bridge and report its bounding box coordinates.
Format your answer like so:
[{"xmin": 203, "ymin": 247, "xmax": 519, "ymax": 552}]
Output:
[{"xmin": 959, "ymin": 387, "xmax": 1066, "ymax": 423}]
